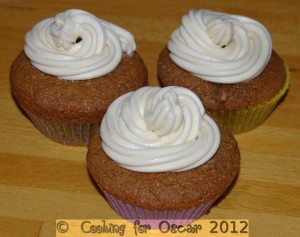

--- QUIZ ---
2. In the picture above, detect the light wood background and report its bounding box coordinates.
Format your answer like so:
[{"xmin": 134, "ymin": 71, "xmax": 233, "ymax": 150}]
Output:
[{"xmin": 0, "ymin": 0, "xmax": 299, "ymax": 236}]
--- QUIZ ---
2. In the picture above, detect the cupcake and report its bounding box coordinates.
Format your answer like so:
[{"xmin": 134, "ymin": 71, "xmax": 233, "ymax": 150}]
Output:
[
  {"xmin": 158, "ymin": 9, "xmax": 289, "ymax": 134},
  {"xmin": 87, "ymin": 86, "xmax": 240, "ymax": 228},
  {"xmin": 10, "ymin": 9, "xmax": 148, "ymax": 146}
]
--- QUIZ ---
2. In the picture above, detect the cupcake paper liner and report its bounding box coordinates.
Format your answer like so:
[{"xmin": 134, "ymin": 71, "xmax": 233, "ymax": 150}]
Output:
[
  {"xmin": 208, "ymin": 65, "xmax": 290, "ymax": 134},
  {"xmin": 102, "ymin": 189, "xmax": 218, "ymax": 229},
  {"xmin": 28, "ymin": 114, "xmax": 96, "ymax": 146}
]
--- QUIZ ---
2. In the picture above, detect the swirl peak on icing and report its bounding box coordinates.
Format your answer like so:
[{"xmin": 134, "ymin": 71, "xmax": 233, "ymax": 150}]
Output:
[
  {"xmin": 24, "ymin": 9, "xmax": 136, "ymax": 80},
  {"xmin": 205, "ymin": 16, "xmax": 234, "ymax": 46},
  {"xmin": 101, "ymin": 86, "xmax": 220, "ymax": 173},
  {"xmin": 168, "ymin": 9, "xmax": 272, "ymax": 84}
]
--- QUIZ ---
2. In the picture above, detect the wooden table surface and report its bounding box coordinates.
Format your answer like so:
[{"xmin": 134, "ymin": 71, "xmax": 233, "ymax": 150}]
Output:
[{"xmin": 0, "ymin": 0, "xmax": 299, "ymax": 236}]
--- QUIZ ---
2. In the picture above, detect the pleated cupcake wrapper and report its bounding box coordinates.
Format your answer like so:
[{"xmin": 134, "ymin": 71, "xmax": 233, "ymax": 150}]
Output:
[
  {"xmin": 28, "ymin": 114, "xmax": 96, "ymax": 146},
  {"xmin": 102, "ymin": 189, "xmax": 218, "ymax": 229},
  {"xmin": 208, "ymin": 65, "xmax": 290, "ymax": 134}
]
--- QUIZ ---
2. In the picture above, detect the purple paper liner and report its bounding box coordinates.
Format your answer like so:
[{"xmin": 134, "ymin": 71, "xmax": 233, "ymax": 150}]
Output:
[
  {"xmin": 102, "ymin": 189, "xmax": 218, "ymax": 229},
  {"xmin": 28, "ymin": 114, "xmax": 97, "ymax": 146}
]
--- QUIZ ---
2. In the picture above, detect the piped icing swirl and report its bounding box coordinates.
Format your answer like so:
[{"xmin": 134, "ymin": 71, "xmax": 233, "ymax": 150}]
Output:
[
  {"xmin": 101, "ymin": 86, "xmax": 220, "ymax": 173},
  {"xmin": 24, "ymin": 9, "xmax": 136, "ymax": 80},
  {"xmin": 168, "ymin": 9, "xmax": 272, "ymax": 84}
]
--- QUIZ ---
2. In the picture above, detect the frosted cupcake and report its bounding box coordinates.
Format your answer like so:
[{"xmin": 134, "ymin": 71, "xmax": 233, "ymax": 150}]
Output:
[
  {"xmin": 87, "ymin": 86, "xmax": 240, "ymax": 228},
  {"xmin": 158, "ymin": 9, "xmax": 289, "ymax": 134},
  {"xmin": 10, "ymin": 9, "xmax": 148, "ymax": 146}
]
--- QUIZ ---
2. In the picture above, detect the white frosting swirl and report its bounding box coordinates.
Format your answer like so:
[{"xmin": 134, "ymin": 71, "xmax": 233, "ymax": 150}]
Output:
[
  {"xmin": 168, "ymin": 9, "xmax": 272, "ymax": 83},
  {"xmin": 24, "ymin": 9, "xmax": 136, "ymax": 80},
  {"xmin": 101, "ymin": 86, "xmax": 220, "ymax": 173}
]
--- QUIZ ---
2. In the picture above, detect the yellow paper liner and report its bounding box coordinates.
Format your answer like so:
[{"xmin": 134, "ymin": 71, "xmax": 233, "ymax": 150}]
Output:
[{"xmin": 208, "ymin": 65, "xmax": 290, "ymax": 134}]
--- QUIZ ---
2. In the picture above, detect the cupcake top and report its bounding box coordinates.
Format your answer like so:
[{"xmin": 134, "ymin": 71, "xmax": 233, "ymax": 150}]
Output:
[
  {"xmin": 24, "ymin": 9, "xmax": 136, "ymax": 80},
  {"xmin": 101, "ymin": 86, "xmax": 220, "ymax": 172},
  {"xmin": 168, "ymin": 9, "xmax": 272, "ymax": 83}
]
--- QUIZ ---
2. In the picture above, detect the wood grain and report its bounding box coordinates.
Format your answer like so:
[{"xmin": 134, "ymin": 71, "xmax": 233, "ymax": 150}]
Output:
[{"xmin": 0, "ymin": 0, "xmax": 299, "ymax": 236}]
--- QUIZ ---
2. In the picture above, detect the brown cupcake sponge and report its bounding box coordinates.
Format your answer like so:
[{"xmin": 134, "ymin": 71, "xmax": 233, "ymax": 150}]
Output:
[
  {"xmin": 158, "ymin": 48, "xmax": 286, "ymax": 110},
  {"xmin": 87, "ymin": 117, "xmax": 240, "ymax": 211},
  {"xmin": 10, "ymin": 51, "xmax": 148, "ymax": 124}
]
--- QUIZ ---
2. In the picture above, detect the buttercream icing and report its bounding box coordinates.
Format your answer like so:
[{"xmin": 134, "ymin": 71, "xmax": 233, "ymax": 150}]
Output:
[
  {"xmin": 24, "ymin": 9, "xmax": 136, "ymax": 80},
  {"xmin": 168, "ymin": 9, "xmax": 272, "ymax": 83},
  {"xmin": 101, "ymin": 86, "xmax": 220, "ymax": 172}
]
